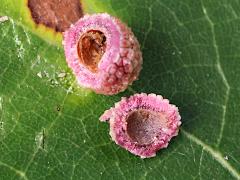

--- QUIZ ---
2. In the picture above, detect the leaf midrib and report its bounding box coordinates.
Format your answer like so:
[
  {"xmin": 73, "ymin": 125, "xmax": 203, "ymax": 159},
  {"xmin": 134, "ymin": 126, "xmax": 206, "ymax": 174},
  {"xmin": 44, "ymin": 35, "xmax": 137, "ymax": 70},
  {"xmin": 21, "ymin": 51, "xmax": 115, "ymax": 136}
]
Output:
[{"xmin": 182, "ymin": 129, "xmax": 240, "ymax": 179}]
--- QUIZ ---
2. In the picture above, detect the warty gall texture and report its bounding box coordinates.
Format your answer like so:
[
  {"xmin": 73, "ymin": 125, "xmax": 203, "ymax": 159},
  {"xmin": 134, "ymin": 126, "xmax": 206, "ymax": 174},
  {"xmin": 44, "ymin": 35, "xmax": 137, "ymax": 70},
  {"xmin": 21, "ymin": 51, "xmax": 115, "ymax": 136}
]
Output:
[
  {"xmin": 63, "ymin": 13, "xmax": 142, "ymax": 95},
  {"xmin": 100, "ymin": 93, "xmax": 181, "ymax": 158}
]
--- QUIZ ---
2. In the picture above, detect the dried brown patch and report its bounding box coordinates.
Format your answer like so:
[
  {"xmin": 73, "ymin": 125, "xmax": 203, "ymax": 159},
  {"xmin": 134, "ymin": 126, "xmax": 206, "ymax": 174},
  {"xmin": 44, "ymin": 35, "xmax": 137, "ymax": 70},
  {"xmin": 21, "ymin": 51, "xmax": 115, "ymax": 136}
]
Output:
[{"xmin": 28, "ymin": 0, "xmax": 83, "ymax": 32}]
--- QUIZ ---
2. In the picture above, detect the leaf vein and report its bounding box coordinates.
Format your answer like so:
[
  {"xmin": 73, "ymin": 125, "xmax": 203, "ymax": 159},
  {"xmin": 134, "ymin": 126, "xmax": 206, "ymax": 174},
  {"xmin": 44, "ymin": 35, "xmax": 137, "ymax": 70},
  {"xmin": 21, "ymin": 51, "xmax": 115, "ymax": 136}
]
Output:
[
  {"xmin": 0, "ymin": 161, "xmax": 28, "ymax": 180},
  {"xmin": 201, "ymin": 0, "xmax": 230, "ymax": 147},
  {"xmin": 182, "ymin": 129, "xmax": 240, "ymax": 179}
]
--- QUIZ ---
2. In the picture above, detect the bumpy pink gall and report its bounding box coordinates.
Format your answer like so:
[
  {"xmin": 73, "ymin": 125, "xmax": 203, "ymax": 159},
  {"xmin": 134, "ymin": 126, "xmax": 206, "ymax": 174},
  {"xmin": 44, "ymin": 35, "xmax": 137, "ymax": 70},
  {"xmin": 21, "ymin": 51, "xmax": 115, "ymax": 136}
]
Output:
[
  {"xmin": 100, "ymin": 93, "xmax": 181, "ymax": 158},
  {"xmin": 63, "ymin": 13, "xmax": 142, "ymax": 95}
]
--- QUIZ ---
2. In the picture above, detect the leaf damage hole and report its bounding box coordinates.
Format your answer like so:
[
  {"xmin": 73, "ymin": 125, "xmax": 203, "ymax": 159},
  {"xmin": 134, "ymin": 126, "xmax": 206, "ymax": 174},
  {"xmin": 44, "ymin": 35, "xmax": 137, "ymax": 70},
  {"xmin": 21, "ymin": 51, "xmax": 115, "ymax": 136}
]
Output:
[
  {"xmin": 35, "ymin": 129, "xmax": 46, "ymax": 150},
  {"xmin": 0, "ymin": 16, "xmax": 9, "ymax": 23},
  {"xmin": 77, "ymin": 30, "xmax": 107, "ymax": 73},
  {"xmin": 55, "ymin": 105, "xmax": 61, "ymax": 112},
  {"xmin": 126, "ymin": 109, "xmax": 168, "ymax": 145},
  {"xmin": 0, "ymin": 97, "xmax": 4, "ymax": 135},
  {"xmin": 27, "ymin": 0, "xmax": 84, "ymax": 32},
  {"xmin": 0, "ymin": 121, "xmax": 4, "ymax": 132}
]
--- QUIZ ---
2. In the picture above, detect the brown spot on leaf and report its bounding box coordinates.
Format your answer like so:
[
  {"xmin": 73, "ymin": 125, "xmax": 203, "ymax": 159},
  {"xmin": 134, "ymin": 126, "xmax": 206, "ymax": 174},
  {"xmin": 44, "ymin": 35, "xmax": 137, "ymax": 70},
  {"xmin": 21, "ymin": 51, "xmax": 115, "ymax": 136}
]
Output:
[{"xmin": 27, "ymin": 0, "xmax": 83, "ymax": 32}]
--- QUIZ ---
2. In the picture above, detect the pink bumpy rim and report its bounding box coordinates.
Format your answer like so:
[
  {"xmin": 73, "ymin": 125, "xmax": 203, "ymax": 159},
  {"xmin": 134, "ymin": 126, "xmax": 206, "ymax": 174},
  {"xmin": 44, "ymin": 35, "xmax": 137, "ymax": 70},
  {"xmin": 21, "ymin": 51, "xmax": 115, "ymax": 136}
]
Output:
[
  {"xmin": 63, "ymin": 13, "xmax": 142, "ymax": 95},
  {"xmin": 100, "ymin": 93, "xmax": 181, "ymax": 158}
]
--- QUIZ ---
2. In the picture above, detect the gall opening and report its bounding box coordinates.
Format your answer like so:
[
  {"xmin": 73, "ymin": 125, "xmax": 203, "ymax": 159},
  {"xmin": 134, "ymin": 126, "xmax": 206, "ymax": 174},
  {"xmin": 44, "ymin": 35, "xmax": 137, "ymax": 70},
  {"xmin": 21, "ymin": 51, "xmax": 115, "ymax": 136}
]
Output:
[
  {"xmin": 126, "ymin": 109, "xmax": 168, "ymax": 145},
  {"xmin": 77, "ymin": 30, "xmax": 106, "ymax": 73}
]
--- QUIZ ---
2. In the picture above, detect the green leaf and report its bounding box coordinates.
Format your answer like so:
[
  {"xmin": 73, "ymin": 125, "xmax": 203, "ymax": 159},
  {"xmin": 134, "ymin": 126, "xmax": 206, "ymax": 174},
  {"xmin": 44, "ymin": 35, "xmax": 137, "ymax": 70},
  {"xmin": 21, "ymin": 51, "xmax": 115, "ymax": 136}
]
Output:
[{"xmin": 1, "ymin": 0, "xmax": 240, "ymax": 179}]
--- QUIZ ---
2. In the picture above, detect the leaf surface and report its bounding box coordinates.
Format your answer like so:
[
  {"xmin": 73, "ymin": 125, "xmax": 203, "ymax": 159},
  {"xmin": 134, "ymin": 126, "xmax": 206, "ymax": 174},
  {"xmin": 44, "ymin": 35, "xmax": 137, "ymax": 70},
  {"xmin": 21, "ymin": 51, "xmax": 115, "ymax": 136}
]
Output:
[{"xmin": 0, "ymin": 0, "xmax": 240, "ymax": 179}]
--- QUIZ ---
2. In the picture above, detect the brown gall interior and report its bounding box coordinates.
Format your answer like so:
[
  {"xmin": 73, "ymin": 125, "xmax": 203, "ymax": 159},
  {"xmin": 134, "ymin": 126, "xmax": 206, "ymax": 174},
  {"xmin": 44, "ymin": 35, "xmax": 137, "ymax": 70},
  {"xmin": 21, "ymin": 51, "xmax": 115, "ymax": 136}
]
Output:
[
  {"xmin": 77, "ymin": 30, "xmax": 106, "ymax": 73},
  {"xmin": 126, "ymin": 109, "xmax": 168, "ymax": 145}
]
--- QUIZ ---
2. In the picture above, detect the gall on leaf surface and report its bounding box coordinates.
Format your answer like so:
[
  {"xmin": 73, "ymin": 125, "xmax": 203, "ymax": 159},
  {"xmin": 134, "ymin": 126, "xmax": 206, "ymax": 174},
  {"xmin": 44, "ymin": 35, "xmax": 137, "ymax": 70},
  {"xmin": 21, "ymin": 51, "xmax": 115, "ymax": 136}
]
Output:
[{"xmin": 0, "ymin": 0, "xmax": 240, "ymax": 179}]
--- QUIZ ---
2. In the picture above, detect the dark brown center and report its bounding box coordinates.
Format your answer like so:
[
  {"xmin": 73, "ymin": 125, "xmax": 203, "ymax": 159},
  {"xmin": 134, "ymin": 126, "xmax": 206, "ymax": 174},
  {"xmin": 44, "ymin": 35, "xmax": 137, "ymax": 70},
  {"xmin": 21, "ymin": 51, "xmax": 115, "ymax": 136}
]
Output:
[
  {"xmin": 77, "ymin": 30, "xmax": 106, "ymax": 73},
  {"xmin": 28, "ymin": 0, "xmax": 83, "ymax": 32},
  {"xmin": 126, "ymin": 109, "xmax": 168, "ymax": 145}
]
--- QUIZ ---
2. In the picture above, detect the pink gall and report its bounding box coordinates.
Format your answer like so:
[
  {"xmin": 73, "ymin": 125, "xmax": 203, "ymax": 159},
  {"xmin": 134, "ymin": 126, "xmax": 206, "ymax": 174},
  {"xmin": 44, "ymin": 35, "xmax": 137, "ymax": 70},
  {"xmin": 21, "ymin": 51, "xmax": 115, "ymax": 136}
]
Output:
[
  {"xmin": 63, "ymin": 13, "xmax": 142, "ymax": 95},
  {"xmin": 100, "ymin": 93, "xmax": 181, "ymax": 158}
]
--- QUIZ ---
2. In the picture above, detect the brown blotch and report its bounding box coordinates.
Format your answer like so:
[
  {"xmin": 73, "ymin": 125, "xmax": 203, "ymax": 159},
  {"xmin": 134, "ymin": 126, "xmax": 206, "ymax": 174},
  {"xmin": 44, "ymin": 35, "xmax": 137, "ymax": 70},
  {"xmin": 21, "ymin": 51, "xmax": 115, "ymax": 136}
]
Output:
[
  {"xmin": 126, "ymin": 109, "xmax": 168, "ymax": 145},
  {"xmin": 27, "ymin": 0, "xmax": 83, "ymax": 32},
  {"xmin": 77, "ymin": 30, "xmax": 106, "ymax": 73}
]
